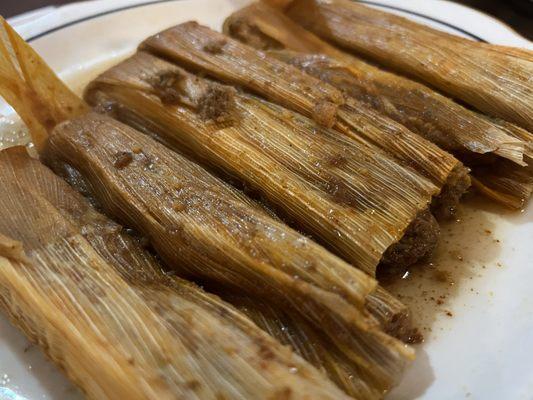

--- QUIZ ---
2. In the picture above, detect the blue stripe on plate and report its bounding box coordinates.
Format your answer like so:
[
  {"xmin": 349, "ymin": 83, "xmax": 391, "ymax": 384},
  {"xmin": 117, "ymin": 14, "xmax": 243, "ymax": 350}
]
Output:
[
  {"xmin": 26, "ymin": 0, "xmax": 486, "ymax": 43},
  {"xmin": 27, "ymin": 0, "xmax": 184, "ymax": 42},
  {"xmin": 356, "ymin": 0, "xmax": 486, "ymax": 42}
]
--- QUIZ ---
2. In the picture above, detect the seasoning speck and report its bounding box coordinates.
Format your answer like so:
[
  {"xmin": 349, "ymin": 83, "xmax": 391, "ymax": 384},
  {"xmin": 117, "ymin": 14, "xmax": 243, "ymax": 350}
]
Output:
[
  {"xmin": 114, "ymin": 151, "xmax": 133, "ymax": 169},
  {"xmin": 203, "ymin": 39, "xmax": 227, "ymax": 54}
]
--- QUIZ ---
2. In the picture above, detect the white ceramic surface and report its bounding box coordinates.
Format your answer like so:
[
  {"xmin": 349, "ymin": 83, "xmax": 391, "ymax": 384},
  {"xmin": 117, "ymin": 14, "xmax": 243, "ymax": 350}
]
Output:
[{"xmin": 0, "ymin": 1, "xmax": 532, "ymax": 399}]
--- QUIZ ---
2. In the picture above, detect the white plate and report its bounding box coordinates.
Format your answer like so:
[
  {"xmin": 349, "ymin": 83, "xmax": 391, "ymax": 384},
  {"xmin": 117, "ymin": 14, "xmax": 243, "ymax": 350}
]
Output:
[{"xmin": 1, "ymin": 1, "xmax": 532, "ymax": 399}]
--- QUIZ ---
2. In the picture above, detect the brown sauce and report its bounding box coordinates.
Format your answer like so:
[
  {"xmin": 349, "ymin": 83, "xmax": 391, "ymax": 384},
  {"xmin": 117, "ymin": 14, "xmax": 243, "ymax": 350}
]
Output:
[{"xmin": 383, "ymin": 193, "xmax": 507, "ymax": 338}]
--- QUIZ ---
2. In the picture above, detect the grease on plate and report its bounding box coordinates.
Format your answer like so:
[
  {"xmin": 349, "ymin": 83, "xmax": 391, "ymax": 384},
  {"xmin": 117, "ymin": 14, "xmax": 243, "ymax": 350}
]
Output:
[{"xmin": 383, "ymin": 193, "xmax": 510, "ymax": 339}]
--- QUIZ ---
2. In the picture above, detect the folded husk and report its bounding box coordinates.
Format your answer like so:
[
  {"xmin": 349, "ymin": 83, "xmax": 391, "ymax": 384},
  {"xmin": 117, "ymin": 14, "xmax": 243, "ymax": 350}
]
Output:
[
  {"xmin": 472, "ymin": 160, "xmax": 533, "ymax": 209},
  {"xmin": 140, "ymin": 22, "xmax": 464, "ymax": 197},
  {"xmin": 0, "ymin": 17, "xmax": 88, "ymax": 152},
  {"xmin": 490, "ymin": 118, "xmax": 533, "ymax": 160},
  {"xmin": 0, "ymin": 146, "xmax": 351, "ymax": 400},
  {"xmin": 284, "ymin": 0, "xmax": 533, "ymax": 132},
  {"xmin": 221, "ymin": 292, "xmax": 390, "ymax": 398},
  {"xmin": 0, "ymin": 21, "xmax": 414, "ymax": 395},
  {"xmin": 223, "ymin": 2, "xmax": 532, "ymax": 208}
]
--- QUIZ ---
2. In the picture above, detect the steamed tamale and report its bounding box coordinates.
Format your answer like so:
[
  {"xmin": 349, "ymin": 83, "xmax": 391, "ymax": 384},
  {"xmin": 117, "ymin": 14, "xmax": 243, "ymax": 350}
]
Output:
[
  {"xmin": 0, "ymin": 146, "xmax": 351, "ymax": 400},
  {"xmin": 0, "ymin": 20, "xmax": 415, "ymax": 392},
  {"xmin": 271, "ymin": 52, "xmax": 531, "ymax": 208},
  {"xmin": 283, "ymin": 0, "xmax": 533, "ymax": 132},
  {"xmin": 85, "ymin": 51, "xmax": 438, "ymax": 275},
  {"xmin": 223, "ymin": 2, "xmax": 533, "ymax": 208},
  {"xmin": 139, "ymin": 22, "xmax": 469, "ymax": 218}
]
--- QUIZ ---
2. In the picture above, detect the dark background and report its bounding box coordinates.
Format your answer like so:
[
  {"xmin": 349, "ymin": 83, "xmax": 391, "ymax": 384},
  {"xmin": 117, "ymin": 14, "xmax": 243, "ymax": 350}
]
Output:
[{"xmin": 2, "ymin": 0, "xmax": 532, "ymax": 40}]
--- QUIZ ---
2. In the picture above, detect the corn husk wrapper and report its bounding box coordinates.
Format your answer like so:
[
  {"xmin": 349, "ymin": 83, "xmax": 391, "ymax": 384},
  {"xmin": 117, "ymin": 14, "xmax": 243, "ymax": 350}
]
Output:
[{"xmin": 222, "ymin": 292, "xmax": 395, "ymax": 399}]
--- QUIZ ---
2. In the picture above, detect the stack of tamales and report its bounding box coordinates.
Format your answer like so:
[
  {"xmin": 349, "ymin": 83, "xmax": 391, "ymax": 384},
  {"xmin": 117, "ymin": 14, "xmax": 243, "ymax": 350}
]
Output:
[
  {"xmin": 0, "ymin": 0, "xmax": 531, "ymax": 397},
  {"xmin": 137, "ymin": 21, "xmax": 470, "ymax": 220},
  {"xmin": 85, "ymin": 50, "xmax": 442, "ymax": 274}
]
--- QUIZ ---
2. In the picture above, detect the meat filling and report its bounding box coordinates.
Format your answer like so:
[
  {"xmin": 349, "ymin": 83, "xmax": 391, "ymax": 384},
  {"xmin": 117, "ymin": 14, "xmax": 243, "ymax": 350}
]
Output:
[{"xmin": 380, "ymin": 209, "xmax": 440, "ymax": 270}]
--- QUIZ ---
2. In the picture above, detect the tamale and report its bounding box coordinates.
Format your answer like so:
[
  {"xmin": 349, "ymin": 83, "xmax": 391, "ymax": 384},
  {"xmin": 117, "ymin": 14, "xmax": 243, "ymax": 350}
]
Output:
[
  {"xmin": 0, "ymin": 20, "xmax": 414, "ymax": 392},
  {"xmin": 223, "ymin": 2, "xmax": 533, "ymax": 208},
  {"xmin": 45, "ymin": 111, "xmax": 417, "ymax": 380},
  {"xmin": 269, "ymin": 50, "xmax": 527, "ymax": 166},
  {"xmin": 272, "ymin": 52, "xmax": 532, "ymax": 208},
  {"xmin": 85, "ymin": 51, "xmax": 438, "ymax": 275},
  {"xmin": 139, "ymin": 22, "xmax": 469, "ymax": 218},
  {"xmin": 283, "ymin": 0, "xmax": 533, "ymax": 132},
  {"xmin": 0, "ymin": 146, "xmax": 351, "ymax": 400}
]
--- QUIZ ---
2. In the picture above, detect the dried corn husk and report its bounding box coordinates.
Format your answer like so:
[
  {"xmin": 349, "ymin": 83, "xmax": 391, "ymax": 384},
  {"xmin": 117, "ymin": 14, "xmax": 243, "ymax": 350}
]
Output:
[
  {"xmin": 472, "ymin": 161, "xmax": 533, "ymax": 209},
  {"xmin": 222, "ymin": 293, "xmax": 391, "ymax": 398},
  {"xmin": 0, "ymin": 17, "xmax": 88, "ymax": 151}
]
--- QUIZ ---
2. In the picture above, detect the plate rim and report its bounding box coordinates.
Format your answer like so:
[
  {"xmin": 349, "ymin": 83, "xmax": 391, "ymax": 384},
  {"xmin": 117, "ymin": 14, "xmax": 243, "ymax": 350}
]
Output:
[
  {"xmin": 10, "ymin": 0, "xmax": 531, "ymax": 45},
  {"xmin": 1, "ymin": 1, "xmax": 532, "ymax": 400}
]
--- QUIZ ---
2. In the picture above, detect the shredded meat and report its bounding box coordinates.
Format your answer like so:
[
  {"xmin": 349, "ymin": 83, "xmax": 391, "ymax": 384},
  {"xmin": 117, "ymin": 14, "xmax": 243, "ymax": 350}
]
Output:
[
  {"xmin": 151, "ymin": 70, "xmax": 236, "ymax": 123},
  {"xmin": 380, "ymin": 209, "xmax": 439, "ymax": 269},
  {"xmin": 113, "ymin": 151, "xmax": 134, "ymax": 169},
  {"xmin": 198, "ymin": 84, "xmax": 237, "ymax": 123},
  {"xmin": 151, "ymin": 71, "xmax": 187, "ymax": 105},
  {"xmin": 312, "ymin": 100, "xmax": 337, "ymax": 127}
]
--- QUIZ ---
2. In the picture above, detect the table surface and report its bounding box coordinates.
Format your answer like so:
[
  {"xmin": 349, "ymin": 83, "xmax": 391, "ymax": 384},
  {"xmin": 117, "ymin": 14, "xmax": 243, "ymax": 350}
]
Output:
[{"xmin": 2, "ymin": 0, "xmax": 533, "ymax": 40}]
